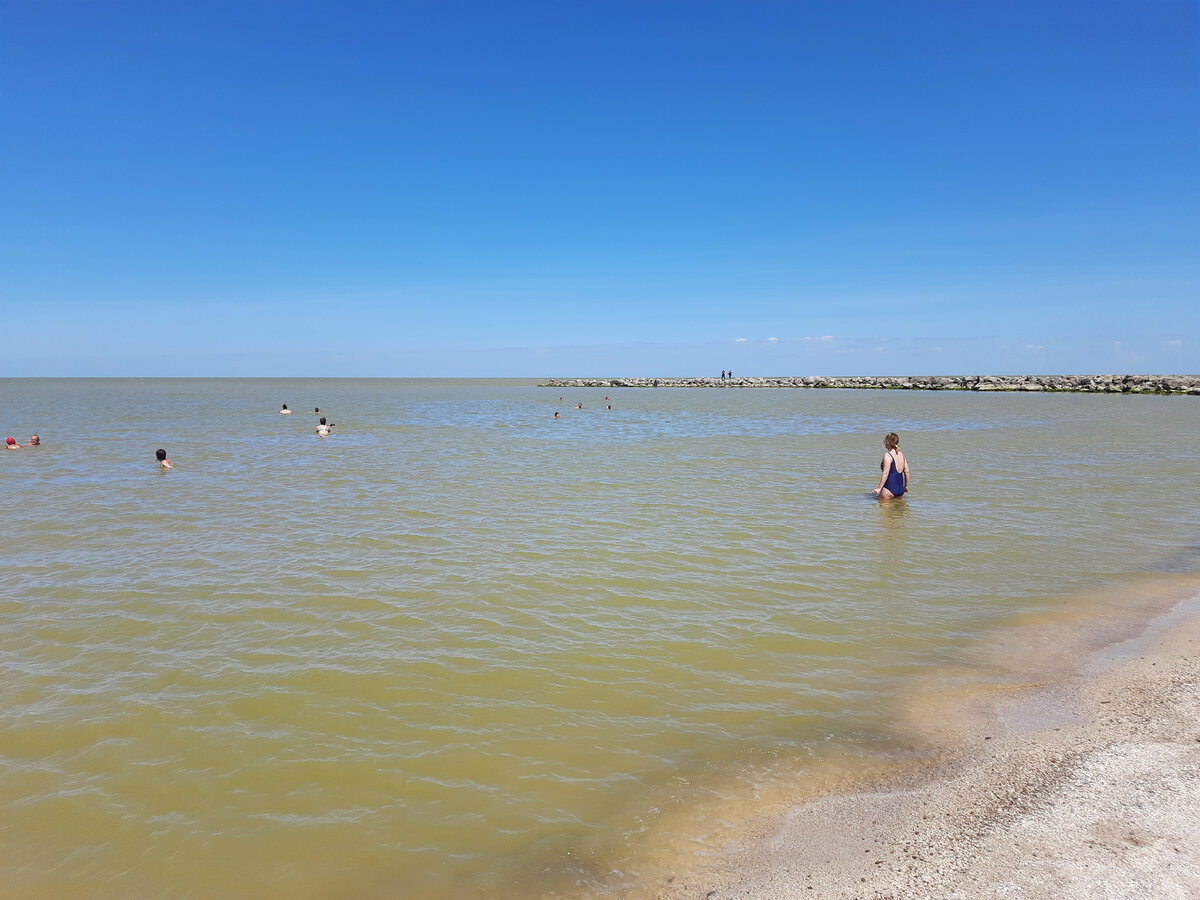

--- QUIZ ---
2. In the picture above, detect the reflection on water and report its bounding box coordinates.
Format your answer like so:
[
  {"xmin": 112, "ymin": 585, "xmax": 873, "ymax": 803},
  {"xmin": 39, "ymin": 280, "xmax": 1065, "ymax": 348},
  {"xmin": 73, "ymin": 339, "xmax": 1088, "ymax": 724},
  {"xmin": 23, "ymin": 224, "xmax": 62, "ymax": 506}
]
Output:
[
  {"xmin": 875, "ymin": 495, "xmax": 912, "ymax": 527},
  {"xmin": 1, "ymin": 379, "xmax": 1198, "ymax": 899},
  {"xmin": 874, "ymin": 497, "xmax": 912, "ymax": 580}
]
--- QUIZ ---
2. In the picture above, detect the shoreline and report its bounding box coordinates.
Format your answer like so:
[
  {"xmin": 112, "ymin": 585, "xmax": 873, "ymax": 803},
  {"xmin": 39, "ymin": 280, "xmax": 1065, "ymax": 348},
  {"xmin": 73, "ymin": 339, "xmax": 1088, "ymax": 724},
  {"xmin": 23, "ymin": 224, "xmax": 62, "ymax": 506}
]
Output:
[
  {"xmin": 542, "ymin": 374, "xmax": 1200, "ymax": 394},
  {"xmin": 611, "ymin": 575, "xmax": 1200, "ymax": 900}
]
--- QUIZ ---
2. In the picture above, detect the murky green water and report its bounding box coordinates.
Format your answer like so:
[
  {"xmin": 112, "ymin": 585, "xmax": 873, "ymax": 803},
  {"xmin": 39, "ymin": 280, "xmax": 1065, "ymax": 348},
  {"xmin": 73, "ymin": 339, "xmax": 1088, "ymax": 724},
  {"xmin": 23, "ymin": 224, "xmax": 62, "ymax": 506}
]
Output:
[{"xmin": 2, "ymin": 378, "xmax": 1198, "ymax": 898}]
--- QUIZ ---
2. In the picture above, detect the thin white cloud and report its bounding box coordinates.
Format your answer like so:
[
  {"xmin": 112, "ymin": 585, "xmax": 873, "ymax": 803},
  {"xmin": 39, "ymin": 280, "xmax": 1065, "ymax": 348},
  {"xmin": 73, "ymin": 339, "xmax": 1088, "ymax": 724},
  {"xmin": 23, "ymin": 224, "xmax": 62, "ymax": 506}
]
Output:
[
  {"xmin": 735, "ymin": 337, "xmax": 747, "ymax": 342},
  {"xmin": 766, "ymin": 336, "xmax": 778, "ymax": 343},
  {"xmin": 1024, "ymin": 344, "xmax": 1046, "ymax": 351}
]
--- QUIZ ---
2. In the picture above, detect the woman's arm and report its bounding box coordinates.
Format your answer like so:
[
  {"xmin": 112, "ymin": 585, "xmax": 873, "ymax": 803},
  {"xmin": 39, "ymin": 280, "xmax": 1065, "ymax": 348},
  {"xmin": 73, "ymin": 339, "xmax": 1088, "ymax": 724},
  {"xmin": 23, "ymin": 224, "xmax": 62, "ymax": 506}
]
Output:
[{"xmin": 872, "ymin": 455, "xmax": 889, "ymax": 495}]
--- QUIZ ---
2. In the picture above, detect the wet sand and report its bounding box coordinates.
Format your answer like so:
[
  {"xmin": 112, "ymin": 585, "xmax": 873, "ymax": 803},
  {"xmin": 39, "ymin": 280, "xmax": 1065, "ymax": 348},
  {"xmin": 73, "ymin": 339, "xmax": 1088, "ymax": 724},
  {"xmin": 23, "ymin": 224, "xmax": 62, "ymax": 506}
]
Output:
[{"xmin": 645, "ymin": 578, "xmax": 1200, "ymax": 900}]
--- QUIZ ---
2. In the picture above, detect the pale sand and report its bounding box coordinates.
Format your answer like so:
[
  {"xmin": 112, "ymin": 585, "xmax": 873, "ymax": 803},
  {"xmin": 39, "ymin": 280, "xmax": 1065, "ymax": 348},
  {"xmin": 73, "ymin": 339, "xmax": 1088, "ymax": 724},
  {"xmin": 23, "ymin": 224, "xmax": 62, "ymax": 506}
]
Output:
[{"xmin": 642, "ymin": 579, "xmax": 1200, "ymax": 900}]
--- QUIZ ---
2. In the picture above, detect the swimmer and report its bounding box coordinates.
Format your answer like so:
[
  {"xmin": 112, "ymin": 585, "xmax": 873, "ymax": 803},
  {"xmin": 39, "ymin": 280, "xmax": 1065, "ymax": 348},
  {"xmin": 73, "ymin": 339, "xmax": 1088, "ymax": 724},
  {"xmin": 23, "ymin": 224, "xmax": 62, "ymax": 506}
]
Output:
[
  {"xmin": 156, "ymin": 448, "xmax": 174, "ymax": 469},
  {"xmin": 553, "ymin": 412, "xmax": 560, "ymax": 419},
  {"xmin": 872, "ymin": 432, "xmax": 909, "ymax": 500},
  {"xmin": 28, "ymin": 435, "xmax": 40, "ymax": 446},
  {"xmin": 312, "ymin": 407, "xmax": 320, "ymax": 415},
  {"xmin": 6, "ymin": 437, "xmax": 22, "ymax": 449},
  {"xmin": 280, "ymin": 404, "xmax": 292, "ymax": 414},
  {"xmin": 575, "ymin": 403, "xmax": 583, "ymax": 410},
  {"xmin": 316, "ymin": 416, "xmax": 334, "ymax": 436}
]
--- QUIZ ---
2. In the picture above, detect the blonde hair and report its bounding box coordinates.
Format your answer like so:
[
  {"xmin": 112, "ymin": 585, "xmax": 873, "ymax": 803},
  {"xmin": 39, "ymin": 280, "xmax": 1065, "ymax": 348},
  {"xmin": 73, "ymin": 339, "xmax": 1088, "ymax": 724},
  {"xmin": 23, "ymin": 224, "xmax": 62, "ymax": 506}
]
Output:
[{"xmin": 884, "ymin": 432, "xmax": 900, "ymax": 450}]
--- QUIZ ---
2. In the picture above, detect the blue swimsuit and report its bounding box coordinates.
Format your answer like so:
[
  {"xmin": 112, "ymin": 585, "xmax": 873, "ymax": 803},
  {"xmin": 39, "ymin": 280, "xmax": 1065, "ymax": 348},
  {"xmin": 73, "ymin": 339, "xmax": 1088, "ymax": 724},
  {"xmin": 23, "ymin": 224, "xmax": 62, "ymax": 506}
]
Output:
[{"xmin": 882, "ymin": 452, "xmax": 906, "ymax": 497}]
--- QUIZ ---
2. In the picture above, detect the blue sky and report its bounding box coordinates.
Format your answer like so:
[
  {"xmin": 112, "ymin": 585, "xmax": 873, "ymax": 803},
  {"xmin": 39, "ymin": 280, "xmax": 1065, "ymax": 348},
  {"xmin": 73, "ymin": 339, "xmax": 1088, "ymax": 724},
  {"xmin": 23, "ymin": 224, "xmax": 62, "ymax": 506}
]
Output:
[{"xmin": 2, "ymin": 0, "xmax": 1196, "ymax": 377}]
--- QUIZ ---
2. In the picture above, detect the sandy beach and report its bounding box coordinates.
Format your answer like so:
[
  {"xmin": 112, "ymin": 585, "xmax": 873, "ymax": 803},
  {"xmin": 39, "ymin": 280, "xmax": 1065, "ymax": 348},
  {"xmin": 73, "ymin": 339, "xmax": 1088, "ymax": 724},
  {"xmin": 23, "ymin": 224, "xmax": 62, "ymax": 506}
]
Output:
[{"xmin": 646, "ymin": 577, "xmax": 1200, "ymax": 900}]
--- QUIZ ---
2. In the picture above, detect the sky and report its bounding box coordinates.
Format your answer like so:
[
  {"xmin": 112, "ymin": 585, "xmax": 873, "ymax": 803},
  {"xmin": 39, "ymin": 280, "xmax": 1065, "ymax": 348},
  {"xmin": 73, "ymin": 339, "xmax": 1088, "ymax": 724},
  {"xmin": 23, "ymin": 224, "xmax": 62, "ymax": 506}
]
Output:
[{"xmin": 2, "ymin": 0, "xmax": 1197, "ymax": 377}]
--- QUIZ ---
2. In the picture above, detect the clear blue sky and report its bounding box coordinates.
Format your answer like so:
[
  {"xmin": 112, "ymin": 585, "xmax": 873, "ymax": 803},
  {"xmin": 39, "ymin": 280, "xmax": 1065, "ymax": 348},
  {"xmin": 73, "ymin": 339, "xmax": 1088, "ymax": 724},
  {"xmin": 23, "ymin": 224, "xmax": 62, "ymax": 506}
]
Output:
[{"xmin": 2, "ymin": 0, "xmax": 1197, "ymax": 376}]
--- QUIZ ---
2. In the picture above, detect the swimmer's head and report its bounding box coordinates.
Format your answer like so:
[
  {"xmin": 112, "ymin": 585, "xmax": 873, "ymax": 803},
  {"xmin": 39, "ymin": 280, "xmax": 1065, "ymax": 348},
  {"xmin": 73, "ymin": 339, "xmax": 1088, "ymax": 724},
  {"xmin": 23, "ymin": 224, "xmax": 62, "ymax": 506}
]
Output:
[
  {"xmin": 5, "ymin": 437, "xmax": 14, "ymax": 445},
  {"xmin": 884, "ymin": 432, "xmax": 900, "ymax": 450},
  {"xmin": 156, "ymin": 449, "xmax": 167, "ymax": 461},
  {"xmin": 319, "ymin": 417, "xmax": 326, "ymax": 424},
  {"xmin": 282, "ymin": 404, "xmax": 288, "ymax": 409},
  {"xmin": 29, "ymin": 435, "xmax": 39, "ymax": 445}
]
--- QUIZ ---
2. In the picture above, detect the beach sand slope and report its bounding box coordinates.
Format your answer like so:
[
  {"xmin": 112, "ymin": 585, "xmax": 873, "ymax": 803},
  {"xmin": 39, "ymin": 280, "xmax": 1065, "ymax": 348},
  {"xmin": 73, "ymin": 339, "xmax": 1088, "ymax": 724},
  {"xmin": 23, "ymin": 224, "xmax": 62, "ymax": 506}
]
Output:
[{"xmin": 655, "ymin": 600, "xmax": 1200, "ymax": 900}]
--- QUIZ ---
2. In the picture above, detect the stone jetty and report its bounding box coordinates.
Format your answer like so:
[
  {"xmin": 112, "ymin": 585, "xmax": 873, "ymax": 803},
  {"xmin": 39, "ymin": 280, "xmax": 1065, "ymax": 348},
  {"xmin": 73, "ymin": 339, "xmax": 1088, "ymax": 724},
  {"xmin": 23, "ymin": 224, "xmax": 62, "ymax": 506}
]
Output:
[{"xmin": 541, "ymin": 374, "xmax": 1200, "ymax": 394}]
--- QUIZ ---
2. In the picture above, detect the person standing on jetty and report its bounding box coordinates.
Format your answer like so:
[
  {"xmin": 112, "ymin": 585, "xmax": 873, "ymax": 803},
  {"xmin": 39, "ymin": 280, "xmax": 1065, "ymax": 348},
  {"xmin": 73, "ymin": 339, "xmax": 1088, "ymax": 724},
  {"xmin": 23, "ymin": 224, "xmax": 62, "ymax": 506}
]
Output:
[{"xmin": 872, "ymin": 432, "xmax": 909, "ymax": 500}]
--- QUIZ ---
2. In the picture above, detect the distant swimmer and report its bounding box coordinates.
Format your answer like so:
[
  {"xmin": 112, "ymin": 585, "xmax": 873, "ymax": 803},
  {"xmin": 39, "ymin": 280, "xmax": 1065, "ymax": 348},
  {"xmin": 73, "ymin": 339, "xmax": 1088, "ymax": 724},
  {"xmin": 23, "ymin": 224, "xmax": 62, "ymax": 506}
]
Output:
[
  {"xmin": 553, "ymin": 412, "xmax": 561, "ymax": 419},
  {"xmin": 316, "ymin": 416, "xmax": 334, "ymax": 436},
  {"xmin": 280, "ymin": 404, "xmax": 292, "ymax": 414},
  {"xmin": 312, "ymin": 407, "xmax": 320, "ymax": 415},
  {"xmin": 28, "ymin": 435, "xmax": 40, "ymax": 446},
  {"xmin": 156, "ymin": 448, "xmax": 174, "ymax": 470},
  {"xmin": 576, "ymin": 403, "xmax": 583, "ymax": 410},
  {"xmin": 872, "ymin": 432, "xmax": 909, "ymax": 500},
  {"xmin": 6, "ymin": 437, "xmax": 22, "ymax": 449}
]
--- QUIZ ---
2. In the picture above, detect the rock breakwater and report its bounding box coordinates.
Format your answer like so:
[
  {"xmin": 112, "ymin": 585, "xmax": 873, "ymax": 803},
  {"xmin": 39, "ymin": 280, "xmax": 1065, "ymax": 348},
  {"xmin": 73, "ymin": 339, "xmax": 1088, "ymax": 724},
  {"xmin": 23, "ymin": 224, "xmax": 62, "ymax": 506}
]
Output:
[{"xmin": 541, "ymin": 374, "xmax": 1200, "ymax": 394}]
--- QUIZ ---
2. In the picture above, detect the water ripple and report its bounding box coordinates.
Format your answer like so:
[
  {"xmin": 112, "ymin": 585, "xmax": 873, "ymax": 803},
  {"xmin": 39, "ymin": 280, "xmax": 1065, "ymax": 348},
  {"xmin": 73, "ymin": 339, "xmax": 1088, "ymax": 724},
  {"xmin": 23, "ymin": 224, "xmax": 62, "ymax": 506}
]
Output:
[{"xmin": 2, "ymin": 379, "xmax": 1198, "ymax": 898}]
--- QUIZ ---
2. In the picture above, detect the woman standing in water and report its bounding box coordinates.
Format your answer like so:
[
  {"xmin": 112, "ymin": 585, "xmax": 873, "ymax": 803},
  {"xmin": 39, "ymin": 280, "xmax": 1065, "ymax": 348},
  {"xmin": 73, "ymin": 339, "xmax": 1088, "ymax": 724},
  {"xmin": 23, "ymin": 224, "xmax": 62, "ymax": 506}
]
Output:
[{"xmin": 872, "ymin": 432, "xmax": 909, "ymax": 500}]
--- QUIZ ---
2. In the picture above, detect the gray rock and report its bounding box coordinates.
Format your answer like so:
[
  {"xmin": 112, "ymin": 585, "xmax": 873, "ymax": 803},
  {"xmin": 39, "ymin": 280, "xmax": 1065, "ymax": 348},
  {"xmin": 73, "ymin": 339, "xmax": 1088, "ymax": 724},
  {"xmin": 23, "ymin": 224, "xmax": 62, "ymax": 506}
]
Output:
[{"xmin": 540, "ymin": 375, "xmax": 1200, "ymax": 395}]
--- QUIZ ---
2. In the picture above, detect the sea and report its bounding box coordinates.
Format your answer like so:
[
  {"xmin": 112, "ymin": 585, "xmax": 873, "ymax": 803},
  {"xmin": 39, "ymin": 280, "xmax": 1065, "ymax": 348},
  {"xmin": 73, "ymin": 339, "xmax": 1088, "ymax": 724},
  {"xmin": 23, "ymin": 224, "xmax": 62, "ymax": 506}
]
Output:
[{"xmin": 2, "ymin": 377, "xmax": 1199, "ymax": 899}]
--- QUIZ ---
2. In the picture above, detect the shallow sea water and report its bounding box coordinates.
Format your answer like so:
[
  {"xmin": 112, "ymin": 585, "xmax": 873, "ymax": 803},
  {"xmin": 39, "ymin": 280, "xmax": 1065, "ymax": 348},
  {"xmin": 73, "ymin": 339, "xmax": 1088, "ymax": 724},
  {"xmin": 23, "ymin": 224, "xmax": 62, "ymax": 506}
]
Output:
[{"xmin": 2, "ymin": 378, "xmax": 1198, "ymax": 898}]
